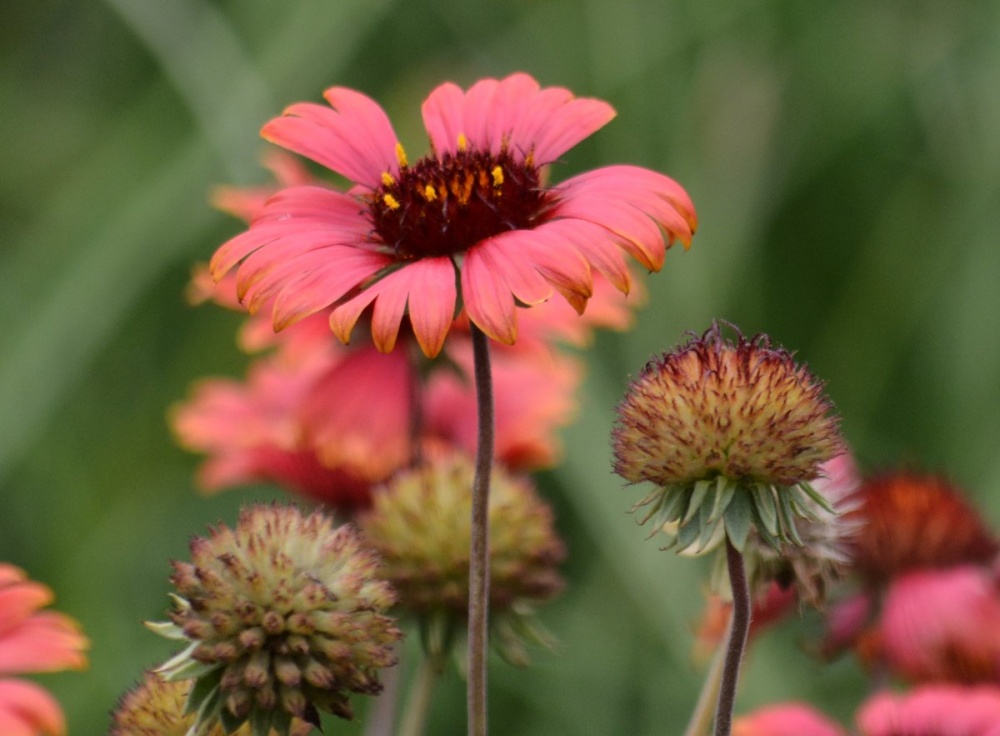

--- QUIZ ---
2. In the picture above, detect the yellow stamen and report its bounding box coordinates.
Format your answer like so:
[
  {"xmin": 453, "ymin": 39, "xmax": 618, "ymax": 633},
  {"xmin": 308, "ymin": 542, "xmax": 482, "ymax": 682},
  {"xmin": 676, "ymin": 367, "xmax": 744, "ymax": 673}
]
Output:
[
  {"xmin": 422, "ymin": 184, "xmax": 437, "ymax": 201},
  {"xmin": 381, "ymin": 172, "xmax": 395, "ymax": 187},
  {"xmin": 491, "ymin": 166, "xmax": 504, "ymax": 188},
  {"xmin": 457, "ymin": 133, "xmax": 468, "ymax": 152},
  {"xmin": 382, "ymin": 193, "xmax": 400, "ymax": 210},
  {"xmin": 525, "ymin": 149, "xmax": 535, "ymax": 168},
  {"xmin": 395, "ymin": 142, "xmax": 408, "ymax": 168}
]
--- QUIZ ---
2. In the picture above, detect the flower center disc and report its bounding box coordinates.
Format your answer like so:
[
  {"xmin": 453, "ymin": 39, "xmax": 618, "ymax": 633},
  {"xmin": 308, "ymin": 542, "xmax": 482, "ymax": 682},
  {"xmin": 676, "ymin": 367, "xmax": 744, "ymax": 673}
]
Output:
[{"xmin": 370, "ymin": 148, "xmax": 546, "ymax": 259}]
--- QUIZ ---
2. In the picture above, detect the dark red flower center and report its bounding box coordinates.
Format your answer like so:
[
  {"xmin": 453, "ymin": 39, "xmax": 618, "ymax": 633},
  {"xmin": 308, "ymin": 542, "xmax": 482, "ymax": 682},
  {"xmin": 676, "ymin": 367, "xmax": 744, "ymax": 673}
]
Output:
[{"xmin": 369, "ymin": 146, "xmax": 548, "ymax": 259}]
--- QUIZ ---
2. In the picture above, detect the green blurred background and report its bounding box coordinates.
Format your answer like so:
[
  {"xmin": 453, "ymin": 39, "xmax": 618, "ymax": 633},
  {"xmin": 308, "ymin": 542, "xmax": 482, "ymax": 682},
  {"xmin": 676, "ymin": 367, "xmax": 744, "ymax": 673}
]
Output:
[{"xmin": 2, "ymin": 0, "xmax": 1000, "ymax": 732}]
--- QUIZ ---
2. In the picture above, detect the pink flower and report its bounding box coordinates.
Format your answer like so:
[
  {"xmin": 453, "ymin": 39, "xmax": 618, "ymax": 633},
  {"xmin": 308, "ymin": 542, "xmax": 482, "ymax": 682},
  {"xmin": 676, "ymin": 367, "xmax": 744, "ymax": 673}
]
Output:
[
  {"xmin": 170, "ymin": 334, "xmax": 398, "ymax": 510},
  {"xmin": 172, "ymin": 306, "xmax": 583, "ymax": 508},
  {"xmin": 876, "ymin": 566, "xmax": 1000, "ymax": 684},
  {"xmin": 210, "ymin": 73, "xmax": 696, "ymax": 357},
  {"xmin": 857, "ymin": 685, "xmax": 1000, "ymax": 736},
  {"xmin": 0, "ymin": 564, "xmax": 88, "ymax": 736},
  {"xmin": 733, "ymin": 703, "xmax": 846, "ymax": 736}
]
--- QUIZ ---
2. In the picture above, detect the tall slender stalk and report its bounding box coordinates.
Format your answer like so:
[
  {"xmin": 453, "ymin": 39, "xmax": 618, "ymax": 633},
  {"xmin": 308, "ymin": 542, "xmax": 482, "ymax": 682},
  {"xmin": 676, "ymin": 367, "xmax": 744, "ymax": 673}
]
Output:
[
  {"xmin": 468, "ymin": 324, "xmax": 494, "ymax": 736},
  {"xmin": 714, "ymin": 538, "xmax": 751, "ymax": 736},
  {"xmin": 683, "ymin": 607, "xmax": 733, "ymax": 736},
  {"xmin": 363, "ymin": 645, "xmax": 403, "ymax": 736},
  {"xmin": 399, "ymin": 649, "xmax": 446, "ymax": 736}
]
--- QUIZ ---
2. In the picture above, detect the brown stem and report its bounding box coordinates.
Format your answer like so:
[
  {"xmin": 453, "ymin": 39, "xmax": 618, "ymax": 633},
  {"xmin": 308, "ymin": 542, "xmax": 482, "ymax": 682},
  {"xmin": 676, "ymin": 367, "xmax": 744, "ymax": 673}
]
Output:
[
  {"xmin": 714, "ymin": 538, "xmax": 750, "ymax": 736},
  {"xmin": 468, "ymin": 324, "xmax": 494, "ymax": 736}
]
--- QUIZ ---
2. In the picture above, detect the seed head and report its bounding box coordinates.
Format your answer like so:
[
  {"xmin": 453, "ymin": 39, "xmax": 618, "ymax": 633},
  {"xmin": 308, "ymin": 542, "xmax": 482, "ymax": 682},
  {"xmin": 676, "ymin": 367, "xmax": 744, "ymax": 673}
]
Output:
[
  {"xmin": 359, "ymin": 452, "xmax": 565, "ymax": 664},
  {"xmin": 148, "ymin": 504, "xmax": 401, "ymax": 734},
  {"xmin": 612, "ymin": 323, "xmax": 845, "ymax": 552},
  {"xmin": 110, "ymin": 670, "xmax": 315, "ymax": 736}
]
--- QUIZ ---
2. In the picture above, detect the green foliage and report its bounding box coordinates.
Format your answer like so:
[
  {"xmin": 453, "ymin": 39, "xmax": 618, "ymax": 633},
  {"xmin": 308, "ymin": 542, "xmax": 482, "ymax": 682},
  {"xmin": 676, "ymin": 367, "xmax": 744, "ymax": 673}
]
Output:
[{"xmin": 3, "ymin": 0, "xmax": 1000, "ymax": 732}]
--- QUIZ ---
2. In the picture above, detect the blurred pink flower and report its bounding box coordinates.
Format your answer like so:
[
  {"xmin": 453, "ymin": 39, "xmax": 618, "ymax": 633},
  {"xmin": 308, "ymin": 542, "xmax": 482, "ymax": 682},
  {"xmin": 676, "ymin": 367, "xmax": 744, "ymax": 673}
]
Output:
[
  {"xmin": 733, "ymin": 703, "xmax": 846, "ymax": 736},
  {"xmin": 170, "ymin": 333, "xmax": 393, "ymax": 510},
  {"xmin": 210, "ymin": 73, "xmax": 696, "ymax": 357},
  {"xmin": 210, "ymin": 150, "xmax": 318, "ymax": 222},
  {"xmin": 172, "ymin": 307, "xmax": 584, "ymax": 508},
  {"xmin": 876, "ymin": 566, "xmax": 1000, "ymax": 684},
  {"xmin": 0, "ymin": 565, "xmax": 88, "ymax": 736},
  {"xmin": 857, "ymin": 685, "xmax": 1000, "ymax": 736}
]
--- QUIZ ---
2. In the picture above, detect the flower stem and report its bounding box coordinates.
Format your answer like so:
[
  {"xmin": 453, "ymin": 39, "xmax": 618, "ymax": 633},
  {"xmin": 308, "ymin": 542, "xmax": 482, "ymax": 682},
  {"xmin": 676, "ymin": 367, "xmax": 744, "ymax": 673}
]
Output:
[
  {"xmin": 683, "ymin": 607, "xmax": 733, "ymax": 736},
  {"xmin": 468, "ymin": 324, "xmax": 494, "ymax": 736},
  {"xmin": 363, "ymin": 644, "xmax": 403, "ymax": 736},
  {"xmin": 399, "ymin": 649, "xmax": 445, "ymax": 736},
  {"xmin": 714, "ymin": 538, "xmax": 751, "ymax": 736}
]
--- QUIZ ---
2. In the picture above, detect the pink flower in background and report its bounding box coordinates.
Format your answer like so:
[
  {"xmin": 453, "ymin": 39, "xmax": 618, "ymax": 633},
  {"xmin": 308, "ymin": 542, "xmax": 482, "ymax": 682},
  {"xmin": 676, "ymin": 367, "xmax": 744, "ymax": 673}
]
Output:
[
  {"xmin": 210, "ymin": 72, "xmax": 696, "ymax": 357},
  {"xmin": 210, "ymin": 149, "xmax": 318, "ymax": 222},
  {"xmin": 0, "ymin": 564, "xmax": 88, "ymax": 736},
  {"xmin": 857, "ymin": 685, "xmax": 1000, "ymax": 736},
  {"xmin": 172, "ymin": 303, "xmax": 585, "ymax": 508},
  {"xmin": 425, "ymin": 336, "xmax": 582, "ymax": 470},
  {"xmin": 170, "ymin": 333, "xmax": 397, "ymax": 511},
  {"xmin": 876, "ymin": 566, "xmax": 1000, "ymax": 684},
  {"xmin": 733, "ymin": 703, "xmax": 846, "ymax": 736}
]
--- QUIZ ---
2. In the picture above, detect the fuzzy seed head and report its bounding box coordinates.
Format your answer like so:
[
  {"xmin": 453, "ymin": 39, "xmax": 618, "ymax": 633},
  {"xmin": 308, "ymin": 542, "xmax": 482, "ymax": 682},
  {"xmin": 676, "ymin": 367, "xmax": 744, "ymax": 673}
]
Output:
[
  {"xmin": 151, "ymin": 504, "xmax": 401, "ymax": 733},
  {"xmin": 360, "ymin": 454, "xmax": 565, "ymax": 615},
  {"xmin": 613, "ymin": 323, "xmax": 844, "ymax": 488}
]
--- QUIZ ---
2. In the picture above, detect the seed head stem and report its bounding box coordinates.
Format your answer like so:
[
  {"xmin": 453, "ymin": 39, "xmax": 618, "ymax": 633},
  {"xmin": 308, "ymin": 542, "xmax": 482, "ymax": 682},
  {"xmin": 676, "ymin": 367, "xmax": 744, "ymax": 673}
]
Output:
[{"xmin": 715, "ymin": 537, "xmax": 751, "ymax": 736}]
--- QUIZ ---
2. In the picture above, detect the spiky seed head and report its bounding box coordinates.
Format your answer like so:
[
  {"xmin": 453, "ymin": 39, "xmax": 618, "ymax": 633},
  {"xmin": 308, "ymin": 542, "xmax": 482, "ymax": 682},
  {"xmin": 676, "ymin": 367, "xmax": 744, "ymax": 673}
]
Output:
[
  {"xmin": 359, "ymin": 452, "xmax": 565, "ymax": 664},
  {"xmin": 612, "ymin": 322, "xmax": 845, "ymax": 553},
  {"xmin": 148, "ymin": 504, "xmax": 401, "ymax": 735}
]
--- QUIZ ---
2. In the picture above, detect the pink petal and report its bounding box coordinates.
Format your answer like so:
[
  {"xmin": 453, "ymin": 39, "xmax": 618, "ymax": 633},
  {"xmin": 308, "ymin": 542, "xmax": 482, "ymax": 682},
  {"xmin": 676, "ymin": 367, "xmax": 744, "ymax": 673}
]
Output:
[
  {"xmin": 461, "ymin": 78, "xmax": 501, "ymax": 154},
  {"xmin": 210, "ymin": 186, "xmax": 366, "ymax": 278},
  {"xmin": 328, "ymin": 288, "xmax": 379, "ymax": 347},
  {"xmin": 400, "ymin": 257, "xmax": 458, "ymax": 358},
  {"xmin": 0, "ymin": 614, "xmax": 88, "ymax": 674},
  {"xmin": 461, "ymin": 242, "xmax": 518, "ymax": 344},
  {"xmin": 369, "ymin": 273, "xmax": 411, "ymax": 354},
  {"xmin": 0, "ymin": 582, "xmax": 52, "ymax": 635},
  {"xmin": 485, "ymin": 74, "xmax": 542, "ymax": 155},
  {"xmin": 0, "ymin": 679, "xmax": 65, "ymax": 736},
  {"xmin": 422, "ymin": 81, "xmax": 467, "ymax": 158},
  {"xmin": 269, "ymin": 249, "xmax": 391, "ymax": 330},
  {"xmin": 530, "ymin": 97, "xmax": 616, "ymax": 165},
  {"xmin": 477, "ymin": 233, "xmax": 553, "ymax": 306},
  {"xmin": 261, "ymin": 89, "xmax": 399, "ymax": 189},
  {"xmin": 328, "ymin": 259, "xmax": 458, "ymax": 357}
]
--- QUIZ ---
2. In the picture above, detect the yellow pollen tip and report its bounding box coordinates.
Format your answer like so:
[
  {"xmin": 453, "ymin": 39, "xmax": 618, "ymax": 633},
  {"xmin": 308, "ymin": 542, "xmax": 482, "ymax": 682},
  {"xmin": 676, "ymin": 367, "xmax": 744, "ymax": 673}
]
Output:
[
  {"xmin": 491, "ymin": 166, "xmax": 504, "ymax": 187},
  {"xmin": 381, "ymin": 172, "xmax": 395, "ymax": 187},
  {"xmin": 457, "ymin": 133, "xmax": 468, "ymax": 152},
  {"xmin": 422, "ymin": 184, "xmax": 437, "ymax": 201},
  {"xmin": 382, "ymin": 193, "xmax": 400, "ymax": 210},
  {"xmin": 395, "ymin": 142, "xmax": 408, "ymax": 167}
]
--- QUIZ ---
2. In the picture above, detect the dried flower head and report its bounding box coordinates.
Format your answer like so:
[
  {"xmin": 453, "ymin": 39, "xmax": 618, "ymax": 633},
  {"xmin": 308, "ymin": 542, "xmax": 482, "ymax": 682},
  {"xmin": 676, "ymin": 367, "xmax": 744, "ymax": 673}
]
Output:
[
  {"xmin": 148, "ymin": 504, "xmax": 400, "ymax": 734},
  {"xmin": 849, "ymin": 471, "xmax": 998, "ymax": 584},
  {"xmin": 110, "ymin": 671, "xmax": 314, "ymax": 736},
  {"xmin": 359, "ymin": 453, "xmax": 564, "ymax": 664},
  {"xmin": 612, "ymin": 322, "xmax": 845, "ymax": 552}
]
